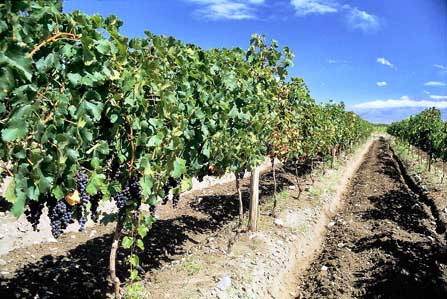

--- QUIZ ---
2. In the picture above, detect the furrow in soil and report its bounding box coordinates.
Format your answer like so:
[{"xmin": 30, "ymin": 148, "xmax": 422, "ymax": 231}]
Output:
[{"xmin": 298, "ymin": 137, "xmax": 447, "ymax": 299}]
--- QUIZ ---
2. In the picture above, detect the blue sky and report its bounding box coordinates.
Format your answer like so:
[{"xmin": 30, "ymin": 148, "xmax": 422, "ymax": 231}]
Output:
[{"xmin": 63, "ymin": 0, "xmax": 447, "ymax": 122}]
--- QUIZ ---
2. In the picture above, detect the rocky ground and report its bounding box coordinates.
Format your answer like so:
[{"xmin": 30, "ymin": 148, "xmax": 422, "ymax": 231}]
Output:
[{"xmin": 0, "ymin": 138, "xmax": 373, "ymax": 299}]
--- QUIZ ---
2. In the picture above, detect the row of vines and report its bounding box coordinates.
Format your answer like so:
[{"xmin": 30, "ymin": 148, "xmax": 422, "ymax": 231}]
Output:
[
  {"xmin": 0, "ymin": 1, "xmax": 373, "ymax": 297},
  {"xmin": 387, "ymin": 107, "xmax": 447, "ymax": 170}
]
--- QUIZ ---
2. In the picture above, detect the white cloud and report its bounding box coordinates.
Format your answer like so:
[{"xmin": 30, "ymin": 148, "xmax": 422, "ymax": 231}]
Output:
[
  {"xmin": 290, "ymin": 0, "xmax": 338, "ymax": 15},
  {"xmin": 434, "ymin": 64, "xmax": 447, "ymax": 72},
  {"xmin": 188, "ymin": 0, "xmax": 264, "ymax": 20},
  {"xmin": 290, "ymin": 2, "xmax": 380, "ymax": 33},
  {"xmin": 430, "ymin": 95, "xmax": 447, "ymax": 100},
  {"xmin": 326, "ymin": 58, "xmax": 348, "ymax": 64},
  {"xmin": 424, "ymin": 81, "xmax": 446, "ymax": 86},
  {"xmin": 376, "ymin": 81, "xmax": 387, "ymax": 87},
  {"xmin": 353, "ymin": 96, "xmax": 447, "ymax": 109},
  {"xmin": 424, "ymin": 90, "xmax": 431, "ymax": 95},
  {"xmin": 344, "ymin": 6, "xmax": 379, "ymax": 33},
  {"xmin": 377, "ymin": 57, "xmax": 395, "ymax": 69}
]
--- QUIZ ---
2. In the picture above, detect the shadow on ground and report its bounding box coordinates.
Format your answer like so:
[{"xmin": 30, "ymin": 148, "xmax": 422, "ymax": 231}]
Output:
[
  {"xmin": 354, "ymin": 143, "xmax": 447, "ymax": 298},
  {"xmin": 0, "ymin": 162, "xmax": 302, "ymax": 298},
  {"xmin": 353, "ymin": 230, "xmax": 447, "ymax": 299}
]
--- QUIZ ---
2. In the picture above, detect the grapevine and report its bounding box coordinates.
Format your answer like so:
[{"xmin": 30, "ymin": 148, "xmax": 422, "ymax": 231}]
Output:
[{"xmin": 0, "ymin": 1, "xmax": 374, "ymax": 298}]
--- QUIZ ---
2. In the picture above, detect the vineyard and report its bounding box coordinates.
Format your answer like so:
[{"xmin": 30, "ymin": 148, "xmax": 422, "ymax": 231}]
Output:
[
  {"xmin": 1, "ymin": 1, "xmax": 446, "ymax": 299},
  {"xmin": 388, "ymin": 108, "xmax": 447, "ymax": 171}
]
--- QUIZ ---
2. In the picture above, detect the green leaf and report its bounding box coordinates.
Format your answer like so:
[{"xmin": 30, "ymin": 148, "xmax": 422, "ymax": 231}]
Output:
[
  {"xmin": 35, "ymin": 53, "xmax": 57, "ymax": 73},
  {"xmin": 180, "ymin": 177, "xmax": 192, "ymax": 192},
  {"xmin": 140, "ymin": 175, "xmax": 153, "ymax": 198},
  {"xmin": 110, "ymin": 114, "xmax": 118, "ymax": 123},
  {"xmin": 11, "ymin": 192, "xmax": 26, "ymax": 218},
  {"xmin": 95, "ymin": 39, "xmax": 112, "ymax": 55},
  {"xmin": 38, "ymin": 176, "xmax": 53, "ymax": 193},
  {"xmin": 100, "ymin": 212, "xmax": 118, "ymax": 225},
  {"xmin": 148, "ymin": 195, "xmax": 157, "ymax": 206},
  {"xmin": 122, "ymin": 236, "xmax": 134, "ymax": 249},
  {"xmin": 86, "ymin": 172, "xmax": 106, "ymax": 195},
  {"xmin": 52, "ymin": 185, "xmax": 64, "ymax": 200},
  {"xmin": 170, "ymin": 157, "xmax": 186, "ymax": 178},
  {"xmin": 67, "ymin": 73, "xmax": 82, "ymax": 86},
  {"xmin": 147, "ymin": 132, "xmax": 164, "ymax": 147},
  {"xmin": 0, "ymin": 20, "xmax": 7, "ymax": 34},
  {"xmin": 91, "ymin": 157, "xmax": 101, "ymax": 169},
  {"xmin": 0, "ymin": 53, "xmax": 32, "ymax": 82},
  {"xmin": 228, "ymin": 106, "xmax": 239, "ymax": 119},
  {"xmin": 2, "ymin": 126, "xmax": 27, "ymax": 142},
  {"xmin": 84, "ymin": 101, "xmax": 104, "ymax": 121},
  {"xmin": 136, "ymin": 239, "xmax": 144, "ymax": 250},
  {"xmin": 3, "ymin": 179, "xmax": 16, "ymax": 203},
  {"xmin": 11, "ymin": 175, "xmax": 27, "ymax": 218},
  {"xmin": 137, "ymin": 225, "xmax": 149, "ymax": 239},
  {"xmin": 202, "ymin": 141, "xmax": 210, "ymax": 158},
  {"xmin": 128, "ymin": 254, "xmax": 139, "ymax": 267},
  {"xmin": 129, "ymin": 269, "xmax": 139, "ymax": 281}
]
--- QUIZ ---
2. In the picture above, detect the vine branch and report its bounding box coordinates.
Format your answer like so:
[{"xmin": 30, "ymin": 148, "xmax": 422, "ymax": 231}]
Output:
[
  {"xmin": 29, "ymin": 31, "xmax": 80, "ymax": 58},
  {"xmin": 126, "ymin": 115, "xmax": 135, "ymax": 175}
]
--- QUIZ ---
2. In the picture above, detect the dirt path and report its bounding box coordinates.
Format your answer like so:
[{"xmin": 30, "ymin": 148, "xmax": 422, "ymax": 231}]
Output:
[{"xmin": 298, "ymin": 138, "xmax": 447, "ymax": 299}]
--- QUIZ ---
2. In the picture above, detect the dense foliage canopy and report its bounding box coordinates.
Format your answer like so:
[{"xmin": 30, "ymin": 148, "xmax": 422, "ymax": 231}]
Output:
[
  {"xmin": 388, "ymin": 108, "xmax": 447, "ymax": 162},
  {"xmin": 0, "ymin": 0, "xmax": 373, "ymax": 293}
]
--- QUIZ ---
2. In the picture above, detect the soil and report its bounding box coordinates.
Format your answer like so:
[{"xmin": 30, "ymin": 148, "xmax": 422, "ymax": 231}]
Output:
[
  {"xmin": 297, "ymin": 138, "xmax": 447, "ymax": 299},
  {"xmin": 3, "ymin": 137, "xmax": 443, "ymax": 299},
  {"xmin": 0, "ymin": 152, "xmax": 311, "ymax": 298}
]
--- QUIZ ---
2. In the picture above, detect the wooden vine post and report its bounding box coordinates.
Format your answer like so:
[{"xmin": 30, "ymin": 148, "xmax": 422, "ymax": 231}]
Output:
[
  {"xmin": 248, "ymin": 166, "xmax": 260, "ymax": 232},
  {"xmin": 110, "ymin": 220, "xmax": 123, "ymax": 299}
]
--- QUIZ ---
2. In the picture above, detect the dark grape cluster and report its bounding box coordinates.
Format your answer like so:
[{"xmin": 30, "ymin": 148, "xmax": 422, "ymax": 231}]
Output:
[
  {"xmin": 114, "ymin": 185, "xmax": 130, "ymax": 218},
  {"xmin": 90, "ymin": 191, "xmax": 102, "ymax": 223},
  {"xmin": 237, "ymin": 169, "xmax": 246, "ymax": 180},
  {"xmin": 78, "ymin": 216, "xmax": 87, "ymax": 232},
  {"xmin": 197, "ymin": 168, "xmax": 214, "ymax": 182},
  {"xmin": 162, "ymin": 177, "xmax": 181, "ymax": 208},
  {"xmin": 107, "ymin": 159, "xmax": 122, "ymax": 181},
  {"xmin": 149, "ymin": 204, "xmax": 157, "ymax": 217},
  {"xmin": 76, "ymin": 172, "xmax": 90, "ymax": 232},
  {"xmin": 24, "ymin": 199, "xmax": 45, "ymax": 231},
  {"xmin": 172, "ymin": 193, "xmax": 180, "ymax": 208},
  {"xmin": 129, "ymin": 175, "xmax": 142, "ymax": 209},
  {"xmin": 265, "ymin": 141, "xmax": 273, "ymax": 154},
  {"xmin": 48, "ymin": 196, "xmax": 73, "ymax": 238},
  {"xmin": 76, "ymin": 172, "xmax": 90, "ymax": 206}
]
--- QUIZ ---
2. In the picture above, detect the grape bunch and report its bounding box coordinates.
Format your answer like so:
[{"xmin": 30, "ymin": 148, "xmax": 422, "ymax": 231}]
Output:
[
  {"xmin": 197, "ymin": 168, "xmax": 214, "ymax": 182},
  {"xmin": 78, "ymin": 216, "xmax": 87, "ymax": 232},
  {"xmin": 76, "ymin": 172, "xmax": 90, "ymax": 206},
  {"xmin": 107, "ymin": 159, "xmax": 122, "ymax": 181},
  {"xmin": 265, "ymin": 141, "xmax": 273, "ymax": 154},
  {"xmin": 162, "ymin": 177, "xmax": 181, "ymax": 208},
  {"xmin": 76, "ymin": 172, "xmax": 90, "ymax": 232},
  {"xmin": 129, "ymin": 175, "xmax": 142, "ymax": 209},
  {"xmin": 172, "ymin": 193, "xmax": 180, "ymax": 208},
  {"xmin": 24, "ymin": 199, "xmax": 45, "ymax": 231},
  {"xmin": 237, "ymin": 169, "xmax": 246, "ymax": 180},
  {"xmin": 114, "ymin": 184, "xmax": 130, "ymax": 220},
  {"xmin": 90, "ymin": 191, "xmax": 102, "ymax": 223},
  {"xmin": 149, "ymin": 204, "xmax": 157, "ymax": 217},
  {"xmin": 48, "ymin": 196, "xmax": 73, "ymax": 238}
]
